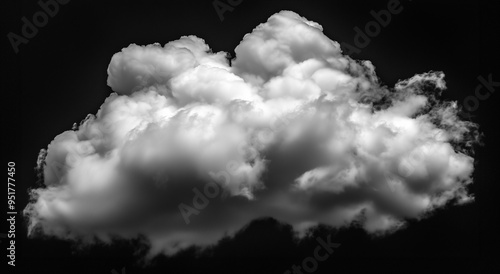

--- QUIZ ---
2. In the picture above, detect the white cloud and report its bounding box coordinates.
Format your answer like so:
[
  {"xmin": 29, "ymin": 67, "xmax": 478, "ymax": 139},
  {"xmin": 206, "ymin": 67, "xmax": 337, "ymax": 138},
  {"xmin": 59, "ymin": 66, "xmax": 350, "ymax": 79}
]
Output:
[{"xmin": 24, "ymin": 10, "xmax": 479, "ymax": 257}]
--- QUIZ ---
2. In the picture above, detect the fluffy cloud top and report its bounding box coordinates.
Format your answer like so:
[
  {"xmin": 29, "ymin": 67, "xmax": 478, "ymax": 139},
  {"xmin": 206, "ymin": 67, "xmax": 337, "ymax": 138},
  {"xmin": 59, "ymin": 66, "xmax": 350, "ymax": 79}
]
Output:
[{"xmin": 25, "ymin": 11, "xmax": 479, "ymax": 256}]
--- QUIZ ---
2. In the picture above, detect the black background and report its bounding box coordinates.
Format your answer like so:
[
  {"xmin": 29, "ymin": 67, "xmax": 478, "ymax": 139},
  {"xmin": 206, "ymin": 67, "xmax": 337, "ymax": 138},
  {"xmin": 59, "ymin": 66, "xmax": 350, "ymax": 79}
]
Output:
[{"xmin": 2, "ymin": 0, "xmax": 499, "ymax": 273}]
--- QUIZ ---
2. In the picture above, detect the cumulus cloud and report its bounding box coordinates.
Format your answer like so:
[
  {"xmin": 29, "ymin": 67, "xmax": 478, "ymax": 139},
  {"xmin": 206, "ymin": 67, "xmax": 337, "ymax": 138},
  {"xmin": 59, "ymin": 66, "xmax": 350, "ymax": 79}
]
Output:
[{"xmin": 24, "ymin": 11, "xmax": 479, "ymax": 256}]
